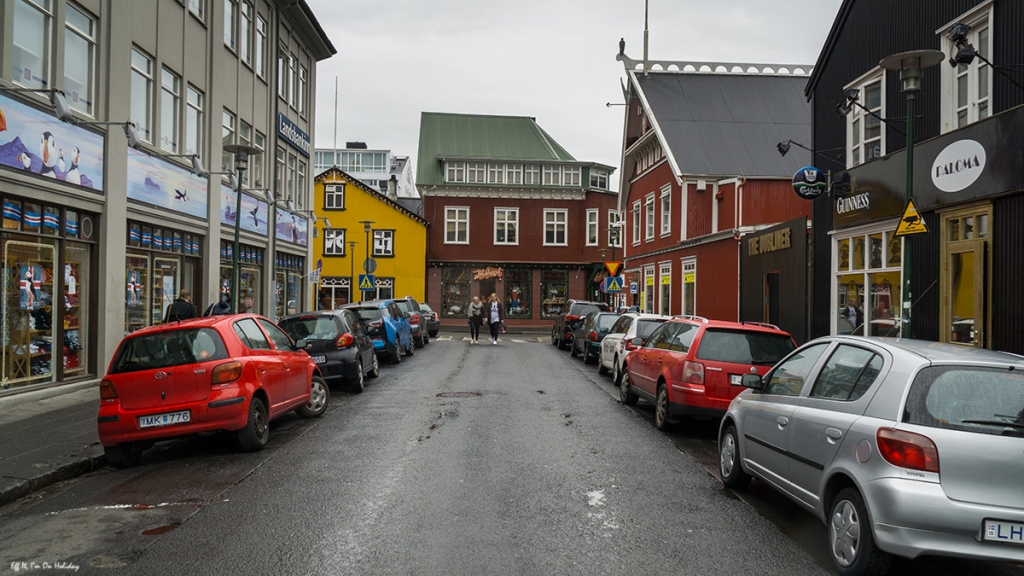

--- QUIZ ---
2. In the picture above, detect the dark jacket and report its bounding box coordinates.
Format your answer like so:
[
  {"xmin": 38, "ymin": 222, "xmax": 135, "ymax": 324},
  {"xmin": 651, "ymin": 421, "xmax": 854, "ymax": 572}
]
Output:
[
  {"xmin": 203, "ymin": 296, "xmax": 232, "ymax": 317},
  {"xmin": 483, "ymin": 300, "xmax": 504, "ymax": 324},
  {"xmin": 468, "ymin": 300, "xmax": 484, "ymax": 326},
  {"xmin": 164, "ymin": 298, "xmax": 198, "ymax": 323}
]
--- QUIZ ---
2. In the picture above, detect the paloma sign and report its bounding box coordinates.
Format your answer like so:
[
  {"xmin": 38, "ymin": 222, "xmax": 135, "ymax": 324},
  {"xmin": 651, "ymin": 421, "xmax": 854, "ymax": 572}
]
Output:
[{"xmin": 931, "ymin": 139, "xmax": 986, "ymax": 193}]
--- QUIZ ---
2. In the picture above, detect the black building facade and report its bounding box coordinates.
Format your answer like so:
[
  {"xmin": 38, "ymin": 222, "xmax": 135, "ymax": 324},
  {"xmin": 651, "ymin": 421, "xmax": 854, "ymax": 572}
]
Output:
[{"xmin": 806, "ymin": 0, "xmax": 1024, "ymax": 353}]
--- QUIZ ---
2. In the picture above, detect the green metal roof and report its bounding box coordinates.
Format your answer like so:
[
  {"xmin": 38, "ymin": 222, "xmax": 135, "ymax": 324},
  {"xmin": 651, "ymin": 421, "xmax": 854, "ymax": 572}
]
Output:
[{"xmin": 416, "ymin": 112, "xmax": 577, "ymax": 185}]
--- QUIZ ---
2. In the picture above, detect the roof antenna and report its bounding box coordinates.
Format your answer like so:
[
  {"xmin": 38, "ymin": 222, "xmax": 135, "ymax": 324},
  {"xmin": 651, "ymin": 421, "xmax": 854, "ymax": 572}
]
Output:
[{"xmin": 643, "ymin": 0, "xmax": 649, "ymax": 76}]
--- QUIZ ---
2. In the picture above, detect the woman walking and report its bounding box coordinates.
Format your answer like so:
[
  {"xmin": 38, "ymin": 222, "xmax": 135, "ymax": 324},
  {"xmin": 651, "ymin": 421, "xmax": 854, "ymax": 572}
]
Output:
[
  {"xmin": 467, "ymin": 296, "xmax": 484, "ymax": 344},
  {"xmin": 484, "ymin": 293, "xmax": 504, "ymax": 345}
]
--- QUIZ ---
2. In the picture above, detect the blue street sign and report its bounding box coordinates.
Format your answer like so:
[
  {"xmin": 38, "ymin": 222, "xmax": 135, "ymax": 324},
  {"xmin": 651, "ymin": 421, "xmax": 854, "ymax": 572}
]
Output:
[
  {"xmin": 358, "ymin": 274, "xmax": 375, "ymax": 291},
  {"xmin": 629, "ymin": 281, "xmax": 639, "ymax": 294}
]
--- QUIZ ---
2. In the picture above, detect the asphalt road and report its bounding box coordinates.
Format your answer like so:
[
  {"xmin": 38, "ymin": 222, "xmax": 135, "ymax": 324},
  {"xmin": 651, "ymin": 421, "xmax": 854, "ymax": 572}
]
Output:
[{"xmin": 1, "ymin": 333, "xmax": 1022, "ymax": 575}]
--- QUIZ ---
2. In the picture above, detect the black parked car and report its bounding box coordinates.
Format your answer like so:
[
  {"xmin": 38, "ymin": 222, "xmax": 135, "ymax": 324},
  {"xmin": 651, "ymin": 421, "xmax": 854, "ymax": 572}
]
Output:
[
  {"xmin": 394, "ymin": 296, "xmax": 428, "ymax": 348},
  {"xmin": 419, "ymin": 303, "xmax": 441, "ymax": 337},
  {"xmin": 278, "ymin": 308, "xmax": 379, "ymax": 393},
  {"xmin": 551, "ymin": 300, "xmax": 611, "ymax": 350},
  {"xmin": 571, "ymin": 311, "xmax": 621, "ymax": 364}
]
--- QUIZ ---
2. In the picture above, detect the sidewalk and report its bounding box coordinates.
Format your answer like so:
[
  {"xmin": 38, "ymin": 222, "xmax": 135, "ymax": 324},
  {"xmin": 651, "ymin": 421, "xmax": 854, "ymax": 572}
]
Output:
[{"xmin": 0, "ymin": 381, "xmax": 106, "ymax": 507}]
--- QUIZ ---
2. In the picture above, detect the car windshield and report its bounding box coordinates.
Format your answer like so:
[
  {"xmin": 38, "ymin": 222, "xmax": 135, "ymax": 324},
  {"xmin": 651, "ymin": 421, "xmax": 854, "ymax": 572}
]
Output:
[
  {"xmin": 420, "ymin": 304, "xmax": 433, "ymax": 313},
  {"xmin": 904, "ymin": 366, "xmax": 1024, "ymax": 437},
  {"xmin": 279, "ymin": 316, "xmax": 339, "ymax": 342},
  {"xmin": 394, "ymin": 300, "xmax": 411, "ymax": 313},
  {"xmin": 636, "ymin": 319, "xmax": 666, "ymax": 338},
  {"xmin": 596, "ymin": 315, "xmax": 619, "ymax": 330},
  {"xmin": 353, "ymin": 308, "xmax": 383, "ymax": 322},
  {"xmin": 111, "ymin": 328, "xmax": 228, "ymax": 374},
  {"xmin": 695, "ymin": 329, "xmax": 795, "ymax": 365},
  {"xmin": 571, "ymin": 304, "xmax": 606, "ymax": 317}
]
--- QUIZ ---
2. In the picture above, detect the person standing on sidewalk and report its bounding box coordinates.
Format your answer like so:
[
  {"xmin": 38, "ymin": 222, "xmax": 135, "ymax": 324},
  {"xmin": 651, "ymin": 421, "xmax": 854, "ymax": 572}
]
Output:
[
  {"xmin": 467, "ymin": 296, "xmax": 484, "ymax": 344},
  {"xmin": 484, "ymin": 293, "xmax": 504, "ymax": 345},
  {"xmin": 164, "ymin": 289, "xmax": 198, "ymax": 322}
]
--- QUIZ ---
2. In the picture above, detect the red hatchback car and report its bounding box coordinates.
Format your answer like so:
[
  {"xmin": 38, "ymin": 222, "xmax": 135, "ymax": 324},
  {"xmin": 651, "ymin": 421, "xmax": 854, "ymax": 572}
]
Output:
[
  {"xmin": 98, "ymin": 314, "xmax": 329, "ymax": 467},
  {"xmin": 620, "ymin": 316, "xmax": 796, "ymax": 430}
]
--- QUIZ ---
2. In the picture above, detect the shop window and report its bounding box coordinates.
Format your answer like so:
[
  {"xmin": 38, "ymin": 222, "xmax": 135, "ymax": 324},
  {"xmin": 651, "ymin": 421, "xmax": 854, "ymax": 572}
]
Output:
[
  {"xmin": 374, "ymin": 277, "xmax": 394, "ymax": 301},
  {"xmin": 63, "ymin": 244, "xmax": 88, "ymax": 377},
  {"xmin": 441, "ymin": 267, "xmax": 469, "ymax": 317},
  {"xmin": 540, "ymin": 270, "xmax": 567, "ymax": 318},
  {"xmin": 318, "ymin": 276, "xmax": 350, "ymax": 312},
  {"xmin": 834, "ymin": 228, "xmax": 902, "ymax": 338},
  {"xmin": 681, "ymin": 259, "xmax": 696, "ymax": 316},
  {"xmin": 151, "ymin": 258, "xmax": 179, "ymax": 325},
  {"xmin": 125, "ymin": 253, "xmax": 149, "ymax": 334},
  {"xmin": 2, "ymin": 241, "xmax": 56, "ymax": 388},
  {"xmin": 941, "ymin": 204, "xmax": 992, "ymax": 348},
  {"xmin": 659, "ymin": 263, "xmax": 671, "ymax": 316},
  {"xmin": 643, "ymin": 266, "xmax": 655, "ymax": 313},
  {"xmin": 504, "ymin": 268, "xmax": 531, "ymax": 318}
]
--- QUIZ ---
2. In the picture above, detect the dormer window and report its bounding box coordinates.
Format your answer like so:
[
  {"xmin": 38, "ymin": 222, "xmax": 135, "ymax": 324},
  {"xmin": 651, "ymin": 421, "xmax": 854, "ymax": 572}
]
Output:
[{"xmin": 445, "ymin": 162, "xmax": 465, "ymax": 183}]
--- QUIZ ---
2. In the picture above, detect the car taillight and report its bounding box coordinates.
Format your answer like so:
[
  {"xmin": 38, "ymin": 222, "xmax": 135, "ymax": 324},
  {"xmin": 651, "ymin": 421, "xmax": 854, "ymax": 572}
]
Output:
[
  {"xmin": 368, "ymin": 320, "xmax": 383, "ymax": 330},
  {"xmin": 876, "ymin": 427, "xmax": 940, "ymax": 473},
  {"xmin": 682, "ymin": 361, "xmax": 704, "ymax": 385},
  {"xmin": 335, "ymin": 333, "xmax": 355, "ymax": 348},
  {"xmin": 589, "ymin": 330, "xmax": 599, "ymax": 342},
  {"xmin": 211, "ymin": 361, "xmax": 243, "ymax": 385},
  {"xmin": 409, "ymin": 316, "xmax": 420, "ymax": 326},
  {"xmin": 100, "ymin": 378, "xmax": 118, "ymax": 399}
]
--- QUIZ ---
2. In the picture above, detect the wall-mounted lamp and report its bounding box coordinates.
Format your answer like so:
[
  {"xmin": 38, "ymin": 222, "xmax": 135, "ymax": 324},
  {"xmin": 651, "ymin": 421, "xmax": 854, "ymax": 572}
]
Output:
[
  {"xmin": 946, "ymin": 22, "xmax": 1024, "ymax": 92},
  {"xmin": 776, "ymin": 139, "xmax": 846, "ymax": 169},
  {"xmin": 835, "ymin": 90, "xmax": 906, "ymax": 136}
]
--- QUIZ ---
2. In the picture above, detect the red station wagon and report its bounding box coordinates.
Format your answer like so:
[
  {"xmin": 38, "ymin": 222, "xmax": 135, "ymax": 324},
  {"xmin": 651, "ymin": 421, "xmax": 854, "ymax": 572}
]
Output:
[
  {"xmin": 620, "ymin": 316, "xmax": 796, "ymax": 430},
  {"xmin": 97, "ymin": 314, "xmax": 329, "ymax": 467}
]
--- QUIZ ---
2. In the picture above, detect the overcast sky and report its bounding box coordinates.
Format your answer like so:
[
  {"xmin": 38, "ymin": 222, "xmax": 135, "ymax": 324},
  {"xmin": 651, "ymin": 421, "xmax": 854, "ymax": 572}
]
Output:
[{"xmin": 306, "ymin": 0, "xmax": 843, "ymax": 189}]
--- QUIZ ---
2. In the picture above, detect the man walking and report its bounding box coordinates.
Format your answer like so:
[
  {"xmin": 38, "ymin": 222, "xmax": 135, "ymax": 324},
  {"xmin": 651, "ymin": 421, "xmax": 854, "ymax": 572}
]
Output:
[{"xmin": 164, "ymin": 289, "xmax": 199, "ymax": 323}]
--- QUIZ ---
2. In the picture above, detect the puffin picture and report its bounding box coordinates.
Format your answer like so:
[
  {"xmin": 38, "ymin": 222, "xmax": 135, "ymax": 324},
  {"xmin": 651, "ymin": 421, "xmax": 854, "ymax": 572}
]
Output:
[
  {"xmin": 39, "ymin": 131, "xmax": 58, "ymax": 178},
  {"xmin": 64, "ymin": 147, "xmax": 81, "ymax": 185},
  {"xmin": 249, "ymin": 206, "xmax": 260, "ymax": 229},
  {"xmin": 16, "ymin": 152, "xmax": 31, "ymax": 170},
  {"xmin": 57, "ymin": 149, "xmax": 66, "ymax": 176}
]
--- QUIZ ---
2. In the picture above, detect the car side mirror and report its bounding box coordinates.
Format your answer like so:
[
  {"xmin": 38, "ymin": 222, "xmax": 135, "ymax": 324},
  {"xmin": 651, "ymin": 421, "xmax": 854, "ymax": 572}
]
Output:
[
  {"xmin": 742, "ymin": 373, "xmax": 765, "ymax": 390},
  {"xmin": 294, "ymin": 338, "xmax": 307, "ymax": 350}
]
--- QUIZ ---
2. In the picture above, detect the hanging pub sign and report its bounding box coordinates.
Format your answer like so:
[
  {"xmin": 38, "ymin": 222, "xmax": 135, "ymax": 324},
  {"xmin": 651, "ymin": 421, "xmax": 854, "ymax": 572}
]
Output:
[{"xmin": 792, "ymin": 166, "xmax": 827, "ymax": 200}]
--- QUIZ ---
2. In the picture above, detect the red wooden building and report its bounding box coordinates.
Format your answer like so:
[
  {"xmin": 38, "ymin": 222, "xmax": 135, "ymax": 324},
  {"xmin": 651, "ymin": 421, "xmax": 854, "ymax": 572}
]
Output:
[
  {"xmin": 614, "ymin": 50, "xmax": 813, "ymax": 333},
  {"xmin": 416, "ymin": 112, "xmax": 617, "ymax": 329}
]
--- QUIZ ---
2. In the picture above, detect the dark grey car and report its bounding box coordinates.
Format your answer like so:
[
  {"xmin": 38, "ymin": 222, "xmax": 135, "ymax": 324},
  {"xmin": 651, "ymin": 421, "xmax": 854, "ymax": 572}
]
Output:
[
  {"xmin": 394, "ymin": 296, "xmax": 428, "ymax": 348},
  {"xmin": 279, "ymin": 309, "xmax": 379, "ymax": 393}
]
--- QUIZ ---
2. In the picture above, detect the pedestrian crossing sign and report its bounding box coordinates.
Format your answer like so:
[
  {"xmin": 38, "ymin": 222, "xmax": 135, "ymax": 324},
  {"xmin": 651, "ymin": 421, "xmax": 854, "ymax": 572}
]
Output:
[
  {"xmin": 601, "ymin": 276, "xmax": 623, "ymax": 293},
  {"xmin": 895, "ymin": 199, "xmax": 928, "ymax": 236},
  {"xmin": 358, "ymin": 274, "xmax": 375, "ymax": 291}
]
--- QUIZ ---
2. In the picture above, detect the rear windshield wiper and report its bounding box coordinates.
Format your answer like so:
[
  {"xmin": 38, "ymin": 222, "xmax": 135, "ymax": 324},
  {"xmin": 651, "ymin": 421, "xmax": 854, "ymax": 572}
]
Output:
[{"xmin": 960, "ymin": 419, "xmax": 1024, "ymax": 430}]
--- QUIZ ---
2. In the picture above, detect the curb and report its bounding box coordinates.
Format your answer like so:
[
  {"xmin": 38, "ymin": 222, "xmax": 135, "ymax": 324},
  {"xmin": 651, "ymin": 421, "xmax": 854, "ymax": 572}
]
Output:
[{"xmin": 0, "ymin": 447, "xmax": 107, "ymax": 508}]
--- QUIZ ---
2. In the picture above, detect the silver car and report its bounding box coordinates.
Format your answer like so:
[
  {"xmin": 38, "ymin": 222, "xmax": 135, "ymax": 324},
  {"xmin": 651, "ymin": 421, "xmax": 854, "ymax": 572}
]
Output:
[
  {"xmin": 719, "ymin": 336, "xmax": 1024, "ymax": 575},
  {"xmin": 598, "ymin": 313, "xmax": 668, "ymax": 385}
]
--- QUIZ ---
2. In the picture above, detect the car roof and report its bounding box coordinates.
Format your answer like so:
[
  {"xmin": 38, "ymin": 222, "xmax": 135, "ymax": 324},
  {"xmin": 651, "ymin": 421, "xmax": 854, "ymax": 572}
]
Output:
[
  {"xmin": 622, "ymin": 313, "xmax": 670, "ymax": 321},
  {"xmin": 826, "ymin": 336, "xmax": 1024, "ymax": 367},
  {"xmin": 280, "ymin": 309, "xmax": 348, "ymax": 321},
  {"xmin": 123, "ymin": 313, "xmax": 262, "ymax": 337},
  {"xmin": 668, "ymin": 316, "xmax": 792, "ymax": 337}
]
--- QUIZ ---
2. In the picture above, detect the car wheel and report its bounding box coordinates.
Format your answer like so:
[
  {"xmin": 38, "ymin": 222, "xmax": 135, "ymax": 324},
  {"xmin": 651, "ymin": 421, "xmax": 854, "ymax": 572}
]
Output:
[
  {"xmin": 719, "ymin": 424, "xmax": 752, "ymax": 489},
  {"xmin": 584, "ymin": 346, "xmax": 597, "ymax": 365},
  {"xmin": 570, "ymin": 341, "xmax": 579, "ymax": 357},
  {"xmin": 620, "ymin": 367, "xmax": 639, "ymax": 406},
  {"xmin": 613, "ymin": 357, "xmax": 622, "ymax": 386},
  {"xmin": 237, "ymin": 397, "xmax": 270, "ymax": 451},
  {"xmin": 558, "ymin": 335, "xmax": 569, "ymax": 351},
  {"xmin": 349, "ymin": 362, "xmax": 366, "ymax": 393},
  {"xmin": 829, "ymin": 488, "xmax": 891, "ymax": 576},
  {"xmin": 414, "ymin": 334, "xmax": 424, "ymax": 349},
  {"xmin": 423, "ymin": 332, "xmax": 429, "ymax": 345},
  {"xmin": 367, "ymin": 352, "xmax": 380, "ymax": 379},
  {"xmin": 598, "ymin": 360, "xmax": 609, "ymax": 375},
  {"xmin": 391, "ymin": 338, "xmax": 402, "ymax": 365},
  {"xmin": 429, "ymin": 331, "xmax": 438, "ymax": 338},
  {"xmin": 297, "ymin": 376, "xmax": 330, "ymax": 417},
  {"xmin": 104, "ymin": 443, "xmax": 144, "ymax": 468},
  {"xmin": 551, "ymin": 330, "xmax": 558, "ymax": 346},
  {"xmin": 654, "ymin": 384, "xmax": 672, "ymax": 430},
  {"xmin": 405, "ymin": 339, "xmax": 415, "ymax": 357}
]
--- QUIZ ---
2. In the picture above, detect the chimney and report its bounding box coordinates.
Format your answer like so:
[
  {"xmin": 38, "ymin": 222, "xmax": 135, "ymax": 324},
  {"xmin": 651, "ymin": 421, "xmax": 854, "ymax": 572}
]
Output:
[{"xmin": 387, "ymin": 174, "xmax": 398, "ymax": 201}]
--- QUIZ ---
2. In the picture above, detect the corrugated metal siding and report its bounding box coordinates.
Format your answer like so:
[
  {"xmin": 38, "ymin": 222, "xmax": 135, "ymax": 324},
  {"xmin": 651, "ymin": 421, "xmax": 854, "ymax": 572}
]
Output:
[
  {"xmin": 697, "ymin": 240, "xmax": 740, "ymax": 321},
  {"xmin": 689, "ymin": 184, "xmax": 713, "ymax": 238},
  {"xmin": 908, "ymin": 212, "xmax": 941, "ymax": 342},
  {"xmin": 740, "ymin": 180, "xmax": 812, "ymax": 227},
  {"xmin": 993, "ymin": 193, "xmax": 1024, "ymax": 354}
]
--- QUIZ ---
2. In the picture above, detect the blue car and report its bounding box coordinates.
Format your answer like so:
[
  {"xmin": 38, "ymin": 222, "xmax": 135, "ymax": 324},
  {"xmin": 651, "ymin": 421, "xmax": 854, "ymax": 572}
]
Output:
[
  {"xmin": 342, "ymin": 300, "xmax": 414, "ymax": 364},
  {"xmin": 571, "ymin": 311, "xmax": 621, "ymax": 364}
]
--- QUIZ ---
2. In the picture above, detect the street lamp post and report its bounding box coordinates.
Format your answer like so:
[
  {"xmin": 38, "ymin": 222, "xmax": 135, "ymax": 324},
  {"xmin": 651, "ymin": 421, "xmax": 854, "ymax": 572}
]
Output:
[
  {"xmin": 349, "ymin": 241, "xmax": 357, "ymax": 304},
  {"xmin": 879, "ymin": 50, "xmax": 943, "ymax": 338},
  {"xmin": 358, "ymin": 220, "xmax": 375, "ymax": 302},
  {"xmin": 224, "ymin": 144, "xmax": 263, "ymax": 314}
]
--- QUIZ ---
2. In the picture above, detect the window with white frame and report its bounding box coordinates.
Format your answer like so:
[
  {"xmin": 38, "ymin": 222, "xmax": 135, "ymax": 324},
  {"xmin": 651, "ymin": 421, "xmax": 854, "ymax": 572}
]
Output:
[
  {"xmin": 275, "ymin": 146, "xmax": 285, "ymax": 193},
  {"xmin": 632, "ymin": 201, "xmax": 641, "ymax": 245},
  {"xmin": 160, "ymin": 68, "xmax": 180, "ymax": 153},
  {"xmin": 834, "ymin": 228, "xmax": 903, "ymax": 337},
  {"xmin": 324, "ymin": 183, "xmax": 345, "ymax": 209},
  {"xmin": 255, "ymin": 15, "xmax": 267, "ymax": 78},
  {"xmin": 484, "ymin": 164, "xmax": 501, "ymax": 184},
  {"xmin": 507, "ymin": 164, "xmax": 522, "ymax": 184},
  {"xmin": 13, "ymin": 0, "xmax": 52, "ymax": 91},
  {"xmin": 590, "ymin": 169, "xmax": 608, "ymax": 189},
  {"xmin": 644, "ymin": 194, "xmax": 655, "ymax": 240},
  {"xmin": 185, "ymin": 86, "xmax": 203, "ymax": 157},
  {"xmin": 608, "ymin": 210, "xmax": 622, "ymax": 247},
  {"xmin": 64, "ymin": 3, "xmax": 95, "ymax": 115},
  {"xmin": 586, "ymin": 209, "xmax": 599, "ymax": 246},
  {"xmin": 660, "ymin": 184, "xmax": 671, "ymax": 236},
  {"xmin": 288, "ymin": 53, "xmax": 297, "ymax": 107},
  {"xmin": 467, "ymin": 163, "xmax": 485, "ymax": 183},
  {"xmin": 681, "ymin": 259, "xmax": 696, "ymax": 316},
  {"xmin": 563, "ymin": 166, "xmax": 581, "ymax": 187},
  {"xmin": 373, "ymin": 230, "xmax": 394, "ymax": 257},
  {"xmin": 494, "ymin": 208, "xmax": 518, "ymax": 244},
  {"xmin": 543, "ymin": 165, "xmax": 561, "ymax": 186},
  {"xmin": 298, "ymin": 63, "xmax": 308, "ymax": 116},
  {"xmin": 445, "ymin": 207, "xmax": 469, "ymax": 243},
  {"xmin": 524, "ymin": 165, "xmax": 540, "ymax": 185},
  {"xmin": 224, "ymin": 0, "xmax": 237, "ymax": 51},
  {"xmin": 221, "ymin": 109, "xmax": 235, "ymax": 171},
  {"xmin": 277, "ymin": 44, "xmax": 287, "ymax": 98},
  {"xmin": 188, "ymin": 0, "xmax": 204, "ymax": 20},
  {"xmin": 252, "ymin": 131, "xmax": 264, "ymax": 187},
  {"xmin": 544, "ymin": 210, "xmax": 567, "ymax": 245},
  {"xmin": 446, "ymin": 162, "xmax": 465, "ymax": 182},
  {"xmin": 941, "ymin": 10, "xmax": 992, "ymax": 131},
  {"xmin": 296, "ymin": 160, "xmax": 306, "ymax": 209},
  {"xmin": 239, "ymin": 2, "xmax": 253, "ymax": 65},
  {"xmin": 130, "ymin": 47, "xmax": 154, "ymax": 143},
  {"xmin": 287, "ymin": 154, "xmax": 297, "ymax": 204},
  {"xmin": 323, "ymin": 229, "xmax": 345, "ymax": 256},
  {"xmin": 847, "ymin": 71, "xmax": 884, "ymax": 167}
]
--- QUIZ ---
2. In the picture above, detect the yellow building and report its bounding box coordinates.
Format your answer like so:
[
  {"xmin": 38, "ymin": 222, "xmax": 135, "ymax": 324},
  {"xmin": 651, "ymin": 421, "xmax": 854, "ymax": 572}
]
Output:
[{"xmin": 312, "ymin": 168, "xmax": 428, "ymax": 307}]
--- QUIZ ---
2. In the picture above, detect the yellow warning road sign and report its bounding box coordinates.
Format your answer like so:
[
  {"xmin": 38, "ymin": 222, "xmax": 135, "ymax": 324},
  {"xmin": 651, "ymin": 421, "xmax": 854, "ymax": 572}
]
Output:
[{"xmin": 895, "ymin": 199, "xmax": 929, "ymax": 236}]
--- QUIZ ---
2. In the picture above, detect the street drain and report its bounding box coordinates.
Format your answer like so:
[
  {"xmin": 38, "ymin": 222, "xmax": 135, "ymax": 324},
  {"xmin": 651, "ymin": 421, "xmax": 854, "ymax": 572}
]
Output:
[{"xmin": 436, "ymin": 392, "xmax": 480, "ymax": 398}]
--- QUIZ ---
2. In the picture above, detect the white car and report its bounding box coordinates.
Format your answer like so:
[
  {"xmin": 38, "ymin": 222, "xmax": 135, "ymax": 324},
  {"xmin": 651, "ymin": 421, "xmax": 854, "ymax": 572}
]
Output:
[{"xmin": 599, "ymin": 313, "xmax": 669, "ymax": 385}]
